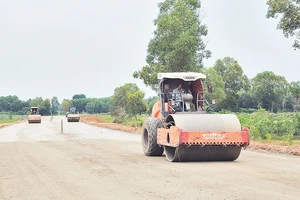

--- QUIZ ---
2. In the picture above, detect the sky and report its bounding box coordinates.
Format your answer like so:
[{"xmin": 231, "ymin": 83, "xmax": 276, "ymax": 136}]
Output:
[{"xmin": 0, "ymin": 0, "xmax": 298, "ymax": 102}]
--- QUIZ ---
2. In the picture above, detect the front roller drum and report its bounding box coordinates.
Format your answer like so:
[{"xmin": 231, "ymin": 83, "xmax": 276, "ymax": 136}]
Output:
[{"xmin": 164, "ymin": 146, "xmax": 242, "ymax": 162}]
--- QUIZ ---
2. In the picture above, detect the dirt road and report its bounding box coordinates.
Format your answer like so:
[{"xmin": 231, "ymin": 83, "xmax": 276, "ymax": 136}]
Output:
[{"xmin": 0, "ymin": 116, "xmax": 299, "ymax": 200}]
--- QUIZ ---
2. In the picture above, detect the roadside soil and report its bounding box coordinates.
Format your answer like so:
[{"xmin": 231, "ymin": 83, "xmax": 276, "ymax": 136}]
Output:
[
  {"xmin": 80, "ymin": 115, "xmax": 300, "ymax": 156},
  {"xmin": 0, "ymin": 123, "xmax": 10, "ymax": 128},
  {"xmin": 80, "ymin": 115, "xmax": 143, "ymax": 134},
  {"xmin": 0, "ymin": 120, "xmax": 24, "ymax": 129}
]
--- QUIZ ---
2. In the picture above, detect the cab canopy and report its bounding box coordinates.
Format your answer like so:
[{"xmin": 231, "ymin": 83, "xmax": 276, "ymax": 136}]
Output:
[{"xmin": 157, "ymin": 72, "xmax": 206, "ymax": 81}]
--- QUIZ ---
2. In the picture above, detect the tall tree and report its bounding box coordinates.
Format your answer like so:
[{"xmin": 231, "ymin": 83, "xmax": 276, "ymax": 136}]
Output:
[
  {"xmin": 237, "ymin": 91, "xmax": 258, "ymax": 110},
  {"xmin": 127, "ymin": 90, "xmax": 148, "ymax": 120},
  {"xmin": 110, "ymin": 83, "xmax": 147, "ymax": 122},
  {"xmin": 252, "ymin": 71, "xmax": 289, "ymax": 112},
  {"xmin": 289, "ymin": 81, "xmax": 300, "ymax": 111},
  {"xmin": 72, "ymin": 98, "xmax": 88, "ymax": 113},
  {"xmin": 133, "ymin": 0, "xmax": 211, "ymax": 89},
  {"xmin": 146, "ymin": 96, "xmax": 160, "ymax": 115},
  {"xmin": 40, "ymin": 99, "xmax": 51, "ymax": 116},
  {"xmin": 61, "ymin": 100, "xmax": 73, "ymax": 113},
  {"xmin": 266, "ymin": 0, "xmax": 300, "ymax": 49},
  {"xmin": 213, "ymin": 57, "xmax": 250, "ymax": 111},
  {"xmin": 203, "ymin": 67, "xmax": 226, "ymax": 105},
  {"xmin": 99, "ymin": 97, "xmax": 111, "ymax": 113},
  {"xmin": 85, "ymin": 101, "xmax": 96, "ymax": 114},
  {"xmin": 50, "ymin": 97, "xmax": 60, "ymax": 115},
  {"xmin": 29, "ymin": 97, "xmax": 44, "ymax": 108},
  {"xmin": 85, "ymin": 99, "xmax": 103, "ymax": 114},
  {"xmin": 72, "ymin": 94, "xmax": 86, "ymax": 99},
  {"xmin": 282, "ymin": 94, "xmax": 294, "ymax": 112}
]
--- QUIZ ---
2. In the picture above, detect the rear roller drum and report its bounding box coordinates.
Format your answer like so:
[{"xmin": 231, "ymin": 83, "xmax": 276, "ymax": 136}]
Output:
[
  {"xmin": 164, "ymin": 146, "xmax": 242, "ymax": 162},
  {"xmin": 164, "ymin": 114, "xmax": 243, "ymax": 162}
]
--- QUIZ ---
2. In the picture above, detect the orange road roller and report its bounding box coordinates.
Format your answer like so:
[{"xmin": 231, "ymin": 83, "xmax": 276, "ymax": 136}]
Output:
[{"xmin": 142, "ymin": 72, "xmax": 250, "ymax": 162}]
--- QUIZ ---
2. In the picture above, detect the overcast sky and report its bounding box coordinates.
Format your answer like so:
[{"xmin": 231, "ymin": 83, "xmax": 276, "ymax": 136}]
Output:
[{"xmin": 0, "ymin": 0, "xmax": 298, "ymax": 102}]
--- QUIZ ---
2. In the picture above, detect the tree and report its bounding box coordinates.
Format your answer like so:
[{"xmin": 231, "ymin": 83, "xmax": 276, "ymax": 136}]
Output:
[
  {"xmin": 203, "ymin": 67, "xmax": 226, "ymax": 105},
  {"xmin": 213, "ymin": 57, "xmax": 250, "ymax": 111},
  {"xmin": 289, "ymin": 81, "xmax": 300, "ymax": 111},
  {"xmin": 266, "ymin": 0, "xmax": 300, "ymax": 49},
  {"xmin": 85, "ymin": 101, "xmax": 96, "ymax": 114},
  {"xmin": 146, "ymin": 96, "xmax": 160, "ymax": 115},
  {"xmin": 85, "ymin": 99, "xmax": 103, "ymax": 114},
  {"xmin": 72, "ymin": 94, "xmax": 86, "ymax": 99},
  {"xmin": 252, "ymin": 71, "xmax": 289, "ymax": 112},
  {"xmin": 282, "ymin": 94, "xmax": 294, "ymax": 112},
  {"xmin": 50, "ymin": 97, "xmax": 60, "ymax": 115},
  {"xmin": 237, "ymin": 91, "xmax": 258, "ymax": 110},
  {"xmin": 29, "ymin": 97, "xmax": 44, "ymax": 108},
  {"xmin": 40, "ymin": 99, "xmax": 51, "ymax": 116},
  {"xmin": 99, "ymin": 97, "xmax": 111, "ymax": 113},
  {"xmin": 127, "ymin": 90, "xmax": 148, "ymax": 120},
  {"xmin": 0, "ymin": 95, "xmax": 25, "ymax": 113},
  {"xmin": 110, "ymin": 83, "xmax": 147, "ymax": 122},
  {"xmin": 61, "ymin": 100, "xmax": 73, "ymax": 113},
  {"xmin": 133, "ymin": 0, "xmax": 211, "ymax": 89},
  {"xmin": 72, "ymin": 98, "xmax": 88, "ymax": 113}
]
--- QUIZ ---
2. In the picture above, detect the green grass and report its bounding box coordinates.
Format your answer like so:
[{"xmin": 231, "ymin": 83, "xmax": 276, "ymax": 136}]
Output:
[
  {"xmin": 122, "ymin": 115, "xmax": 149, "ymax": 128},
  {"xmin": 0, "ymin": 119, "xmax": 20, "ymax": 123},
  {"xmin": 0, "ymin": 114, "xmax": 26, "ymax": 124},
  {"xmin": 236, "ymin": 110, "xmax": 300, "ymax": 144},
  {"xmin": 97, "ymin": 114, "xmax": 114, "ymax": 123},
  {"xmin": 95, "ymin": 114, "xmax": 148, "ymax": 127},
  {"xmin": 82, "ymin": 113, "xmax": 148, "ymax": 127},
  {"xmin": 250, "ymin": 138, "xmax": 300, "ymax": 146}
]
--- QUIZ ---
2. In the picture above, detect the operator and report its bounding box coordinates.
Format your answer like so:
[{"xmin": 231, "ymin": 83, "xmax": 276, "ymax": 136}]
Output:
[
  {"xmin": 172, "ymin": 83, "xmax": 185, "ymax": 111},
  {"xmin": 163, "ymin": 83, "xmax": 173, "ymax": 102}
]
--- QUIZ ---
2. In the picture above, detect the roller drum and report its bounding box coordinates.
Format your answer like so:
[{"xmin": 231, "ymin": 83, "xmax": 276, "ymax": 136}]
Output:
[{"xmin": 164, "ymin": 114, "xmax": 243, "ymax": 162}]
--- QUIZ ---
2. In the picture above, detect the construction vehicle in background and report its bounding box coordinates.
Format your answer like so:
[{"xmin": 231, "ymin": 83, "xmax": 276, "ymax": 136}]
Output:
[
  {"xmin": 142, "ymin": 72, "xmax": 250, "ymax": 162},
  {"xmin": 28, "ymin": 107, "xmax": 41, "ymax": 123},
  {"xmin": 67, "ymin": 106, "xmax": 80, "ymax": 122}
]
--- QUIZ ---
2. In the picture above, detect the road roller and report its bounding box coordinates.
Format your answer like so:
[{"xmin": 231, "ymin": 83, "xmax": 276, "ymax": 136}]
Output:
[
  {"xmin": 67, "ymin": 106, "xmax": 80, "ymax": 122},
  {"xmin": 142, "ymin": 72, "xmax": 250, "ymax": 162},
  {"xmin": 28, "ymin": 107, "xmax": 41, "ymax": 123}
]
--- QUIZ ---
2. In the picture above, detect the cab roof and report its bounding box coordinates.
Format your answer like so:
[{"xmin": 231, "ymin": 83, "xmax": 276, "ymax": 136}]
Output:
[{"xmin": 157, "ymin": 72, "xmax": 206, "ymax": 81}]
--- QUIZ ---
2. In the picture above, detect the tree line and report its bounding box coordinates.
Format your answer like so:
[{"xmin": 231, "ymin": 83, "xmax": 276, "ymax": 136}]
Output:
[
  {"xmin": 61, "ymin": 94, "xmax": 111, "ymax": 114},
  {"xmin": 0, "ymin": 96, "xmax": 52, "ymax": 115},
  {"xmin": 0, "ymin": 95, "xmax": 112, "ymax": 116},
  {"xmin": 203, "ymin": 57, "xmax": 300, "ymax": 113}
]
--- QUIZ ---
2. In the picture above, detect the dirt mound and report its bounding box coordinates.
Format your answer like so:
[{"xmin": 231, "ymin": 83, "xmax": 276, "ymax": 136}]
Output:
[
  {"xmin": 0, "ymin": 123, "xmax": 10, "ymax": 128},
  {"xmin": 81, "ymin": 115, "xmax": 106, "ymax": 123},
  {"xmin": 81, "ymin": 115, "xmax": 142, "ymax": 134},
  {"xmin": 0, "ymin": 120, "xmax": 25, "ymax": 129},
  {"xmin": 93, "ymin": 123, "xmax": 142, "ymax": 134},
  {"xmin": 248, "ymin": 141, "xmax": 300, "ymax": 156}
]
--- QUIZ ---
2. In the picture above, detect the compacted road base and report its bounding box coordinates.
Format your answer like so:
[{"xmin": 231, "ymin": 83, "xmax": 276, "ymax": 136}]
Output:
[{"xmin": 0, "ymin": 116, "xmax": 299, "ymax": 200}]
